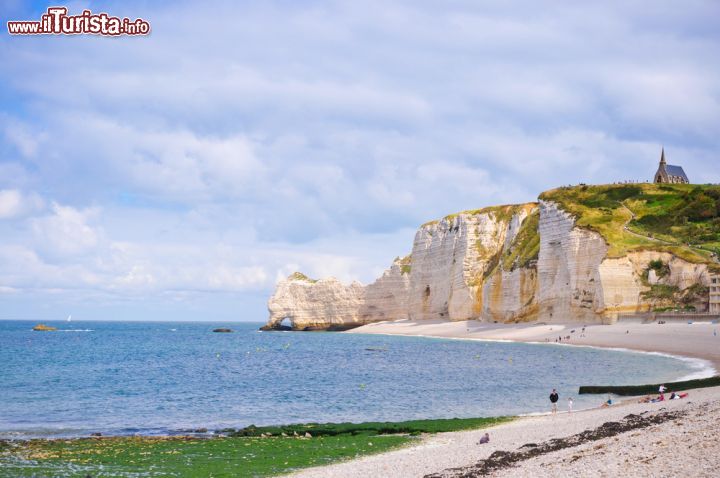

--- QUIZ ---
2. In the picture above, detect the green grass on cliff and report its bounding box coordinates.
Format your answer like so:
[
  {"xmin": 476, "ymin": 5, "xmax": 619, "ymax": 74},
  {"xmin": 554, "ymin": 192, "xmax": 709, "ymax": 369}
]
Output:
[
  {"xmin": 422, "ymin": 203, "xmax": 537, "ymax": 228},
  {"xmin": 288, "ymin": 272, "xmax": 317, "ymax": 283},
  {"xmin": 540, "ymin": 183, "xmax": 720, "ymax": 264},
  {"xmin": 0, "ymin": 417, "xmax": 511, "ymax": 477},
  {"xmin": 502, "ymin": 208, "xmax": 540, "ymax": 271},
  {"xmin": 396, "ymin": 254, "xmax": 412, "ymax": 275},
  {"xmin": 443, "ymin": 203, "xmax": 532, "ymax": 224}
]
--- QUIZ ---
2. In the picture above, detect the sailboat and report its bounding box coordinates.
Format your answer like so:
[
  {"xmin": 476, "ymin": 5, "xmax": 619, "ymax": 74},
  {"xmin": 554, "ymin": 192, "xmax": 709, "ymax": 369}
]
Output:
[{"xmin": 67, "ymin": 315, "xmax": 72, "ymax": 322}]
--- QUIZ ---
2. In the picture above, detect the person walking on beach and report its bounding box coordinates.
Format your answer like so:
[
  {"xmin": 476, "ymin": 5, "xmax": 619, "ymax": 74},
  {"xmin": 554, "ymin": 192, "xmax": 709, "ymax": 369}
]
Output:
[
  {"xmin": 549, "ymin": 389, "xmax": 559, "ymax": 413},
  {"xmin": 567, "ymin": 397, "xmax": 573, "ymax": 413}
]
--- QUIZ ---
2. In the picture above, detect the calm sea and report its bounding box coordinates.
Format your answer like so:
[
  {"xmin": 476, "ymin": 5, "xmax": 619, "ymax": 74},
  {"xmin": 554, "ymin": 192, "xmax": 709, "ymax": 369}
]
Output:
[{"xmin": 0, "ymin": 320, "xmax": 708, "ymax": 438}]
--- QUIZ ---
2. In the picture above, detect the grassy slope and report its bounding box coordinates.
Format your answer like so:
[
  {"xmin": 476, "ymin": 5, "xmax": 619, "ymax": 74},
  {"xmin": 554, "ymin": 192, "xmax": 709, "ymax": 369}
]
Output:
[
  {"xmin": 0, "ymin": 417, "xmax": 511, "ymax": 477},
  {"xmin": 502, "ymin": 208, "xmax": 541, "ymax": 271},
  {"xmin": 540, "ymin": 183, "xmax": 720, "ymax": 265}
]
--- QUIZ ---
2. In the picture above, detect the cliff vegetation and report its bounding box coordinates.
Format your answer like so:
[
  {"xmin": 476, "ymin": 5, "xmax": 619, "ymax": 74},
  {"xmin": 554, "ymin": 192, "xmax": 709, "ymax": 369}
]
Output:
[
  {"xmin": 288, "ymin": 272, "xmax": 318, "ymax": 283},
  {"xmin": 540, "ymin": 183, "xmax": 720, "ymax": 265},
  {"xmin": 502, "ymin": 208, "xmax": 540, "ymax": 271}
]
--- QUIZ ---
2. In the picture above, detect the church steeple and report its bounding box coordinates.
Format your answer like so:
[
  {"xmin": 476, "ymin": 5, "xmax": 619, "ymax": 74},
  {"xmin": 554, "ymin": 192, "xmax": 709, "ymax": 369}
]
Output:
[{"xmin": 654, "ymin": 147, "xmax": 689, "ymax": 184}]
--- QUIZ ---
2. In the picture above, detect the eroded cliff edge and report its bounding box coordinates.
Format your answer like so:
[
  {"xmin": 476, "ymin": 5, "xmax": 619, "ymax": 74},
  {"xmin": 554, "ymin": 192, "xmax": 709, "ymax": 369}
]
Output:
[{"xmin": 265, "ymin": 184, "xmax": 720, "ymax": 330}]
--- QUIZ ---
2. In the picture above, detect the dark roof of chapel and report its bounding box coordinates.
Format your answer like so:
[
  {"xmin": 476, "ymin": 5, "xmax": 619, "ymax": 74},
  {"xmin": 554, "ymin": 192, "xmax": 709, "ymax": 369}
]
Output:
[{"xmin": 665, "ymin": 164, "xmax": 689, "ymax": 181}]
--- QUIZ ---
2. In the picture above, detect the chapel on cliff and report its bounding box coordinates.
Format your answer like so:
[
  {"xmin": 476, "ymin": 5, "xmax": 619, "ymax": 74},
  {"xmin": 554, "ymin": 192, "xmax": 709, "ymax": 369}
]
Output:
[{"xmin": 654, "ymin": 148, "xmax": 689, "ymax": 184}]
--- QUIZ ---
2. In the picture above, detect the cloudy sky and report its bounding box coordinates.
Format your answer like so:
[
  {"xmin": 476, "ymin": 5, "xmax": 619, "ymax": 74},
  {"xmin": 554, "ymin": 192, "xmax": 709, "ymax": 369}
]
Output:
[{"xmin": 1, "ymin": 0, "xmax": 719, "ymax": 321}]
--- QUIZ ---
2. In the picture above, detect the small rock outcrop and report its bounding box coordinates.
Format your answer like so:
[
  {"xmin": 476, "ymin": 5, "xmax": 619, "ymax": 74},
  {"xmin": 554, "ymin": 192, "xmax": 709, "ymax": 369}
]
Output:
[{"xmin": 32, "ymin": 324, "xmax": 57, "ymax": 331}]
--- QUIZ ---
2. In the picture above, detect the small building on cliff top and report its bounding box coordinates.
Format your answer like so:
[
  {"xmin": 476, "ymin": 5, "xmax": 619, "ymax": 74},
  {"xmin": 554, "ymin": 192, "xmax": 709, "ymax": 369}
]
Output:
[{"xmin": 654, "ymin": 148, "xmax": 689, "ymax": 184}]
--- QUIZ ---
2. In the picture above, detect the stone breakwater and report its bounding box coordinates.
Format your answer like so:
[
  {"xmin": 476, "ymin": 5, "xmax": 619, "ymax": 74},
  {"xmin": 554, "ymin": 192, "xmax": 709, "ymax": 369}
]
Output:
[{"xmin": 265, "ymin": 201, "xmax": 713, "ymax": 331}]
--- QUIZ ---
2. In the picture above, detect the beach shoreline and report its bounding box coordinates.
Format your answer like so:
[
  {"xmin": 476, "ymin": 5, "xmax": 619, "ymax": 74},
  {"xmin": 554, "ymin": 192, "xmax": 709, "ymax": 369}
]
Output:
[
  {"xmin": 288, "ymin": 383, "xmax": 720, "ymax": 477},
  {"xmin": 276, "ymin": 318, "xmax": 720, "ymax": 477},
  {"xmin": 346, "ymin": 319, "xmax": 720, "ymax": 373}
]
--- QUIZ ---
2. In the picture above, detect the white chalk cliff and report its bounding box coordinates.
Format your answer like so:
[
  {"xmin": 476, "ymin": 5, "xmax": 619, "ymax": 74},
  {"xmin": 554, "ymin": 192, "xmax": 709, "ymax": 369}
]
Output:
[{"xmin": 265, "ymin": 200, "xmax": 714, "ymax": 330}]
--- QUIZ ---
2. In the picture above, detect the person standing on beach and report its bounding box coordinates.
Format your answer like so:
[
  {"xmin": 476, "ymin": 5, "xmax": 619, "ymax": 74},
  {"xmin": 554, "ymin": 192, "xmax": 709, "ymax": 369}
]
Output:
[
  {"xmin": 567, "ymin": 397, "xmax": 573, "ymax": 413},
  {"xmin": 549, "ymin": 389, "xmax": 559, "ymax": 413}
]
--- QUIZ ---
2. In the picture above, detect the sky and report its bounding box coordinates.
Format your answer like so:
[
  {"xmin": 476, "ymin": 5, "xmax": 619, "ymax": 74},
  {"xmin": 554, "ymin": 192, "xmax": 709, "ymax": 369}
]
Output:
[{"xmin": 1, "ymin": 0, "xmax": 719, "ymax": 322}]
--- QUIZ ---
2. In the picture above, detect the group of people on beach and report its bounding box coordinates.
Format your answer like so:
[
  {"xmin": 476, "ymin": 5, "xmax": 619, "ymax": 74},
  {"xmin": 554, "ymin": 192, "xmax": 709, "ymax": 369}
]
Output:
[
  {"xmin": 482, "ymin": 384, "xmax": 690, "ymax": 447},
  {"xmin": 545, "ymin": 326, "xmax": 587, "ymax": 343},
  {"xmin": 549, "ymin": 389, "xmax": 573, "ymax": 413},
  {"xmin": 638, "ymin": 384, "xmax": 689, "ymax": 403},
  {"xmin": 549, "ymin": 385, "xmax": 688, "ymax": 413},
  {"xmin": 549, "ymin": 383, "xmax": 690, "ymax": 414}
]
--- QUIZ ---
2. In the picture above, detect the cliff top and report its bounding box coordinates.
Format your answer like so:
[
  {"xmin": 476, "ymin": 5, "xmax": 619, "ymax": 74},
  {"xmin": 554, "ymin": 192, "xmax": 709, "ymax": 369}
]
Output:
[
  {"xmin": 422, "ymin": 203, "xmax": 537, "ymax": 227},
  {"xmin": 287, "ymin": 272, "xmax": 318, "ymax": 283},
  {"xmin": 540, "ymin": 183, "xmax": 720, "ymax": 266}
]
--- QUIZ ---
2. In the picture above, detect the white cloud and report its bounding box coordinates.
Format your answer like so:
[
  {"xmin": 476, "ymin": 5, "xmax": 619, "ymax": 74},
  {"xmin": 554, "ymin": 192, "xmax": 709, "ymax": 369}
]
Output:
[
  {"xmin": 0, "ymin": 0, "xmax": 719, "ymax": 319},
  {"xmin": 0, "ymin": 190, "xmax": 22, "ymax": 218},
  {"xmin": 0, "ymin": 189, "xmax": 44, "ymax": 219},
  {"xmin": 29, "ymin": 116, "xmax": 265, "ymax": 202},
  {"xmin": 31, "ymin": 203, "xmax": 101, "ymax": 258},
  {"xmin": 3, "ymin": 121, "xmax": 45, "ymax": 158}
]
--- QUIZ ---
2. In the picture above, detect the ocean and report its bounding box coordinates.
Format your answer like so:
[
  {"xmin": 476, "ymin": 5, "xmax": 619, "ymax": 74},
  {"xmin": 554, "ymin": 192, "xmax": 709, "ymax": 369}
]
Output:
[{"xmin": 0, "ymin": 320, "xmax": 709, "ymax": 439}]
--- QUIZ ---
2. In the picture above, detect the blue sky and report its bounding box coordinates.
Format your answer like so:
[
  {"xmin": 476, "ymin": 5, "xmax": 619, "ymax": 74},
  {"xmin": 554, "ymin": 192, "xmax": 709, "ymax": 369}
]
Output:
[{"xmin": 1, "ymin": 0, "xmax": 719, "ymax": 321}]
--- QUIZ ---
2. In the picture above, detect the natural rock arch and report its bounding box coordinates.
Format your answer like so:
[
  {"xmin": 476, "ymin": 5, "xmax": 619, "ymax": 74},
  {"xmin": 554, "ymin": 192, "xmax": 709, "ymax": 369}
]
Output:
[{"xmin": 261, "ymin": 315, "xmax": 295, "ymax": 331}]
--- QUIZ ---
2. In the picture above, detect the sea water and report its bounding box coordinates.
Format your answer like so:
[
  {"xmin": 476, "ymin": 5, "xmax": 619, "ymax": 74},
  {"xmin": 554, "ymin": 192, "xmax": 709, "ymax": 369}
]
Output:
[{"xmin": 0, "ymin": 320, "xmax": 709, "ymax": 438}]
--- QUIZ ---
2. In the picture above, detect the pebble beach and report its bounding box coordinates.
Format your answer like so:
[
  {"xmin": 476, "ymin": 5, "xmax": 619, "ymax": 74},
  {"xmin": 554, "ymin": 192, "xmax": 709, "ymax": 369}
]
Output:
[{"xmin": 287, "ymin": 320, "xmax": 720, "ymax": 477}]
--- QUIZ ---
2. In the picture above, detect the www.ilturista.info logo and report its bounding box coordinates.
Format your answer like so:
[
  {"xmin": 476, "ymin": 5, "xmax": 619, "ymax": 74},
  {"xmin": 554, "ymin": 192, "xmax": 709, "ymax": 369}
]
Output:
[{"xmin": 7, "ymin": 7, "xmax": 150, "ymax": 36}]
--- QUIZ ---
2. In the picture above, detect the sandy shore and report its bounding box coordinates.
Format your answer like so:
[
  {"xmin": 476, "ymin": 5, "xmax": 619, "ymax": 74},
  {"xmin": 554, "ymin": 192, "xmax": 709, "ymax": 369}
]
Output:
[
  {"xmin": 348, "ymin": 319, "xmax": 720, "ymax": 372},
  {"xmin": 287, "ymin": 320, "xmax": 720, "ymax": 477},
  {"xmin": 290, "ymin": 385, "xmax": 720, "ymax": 477}
]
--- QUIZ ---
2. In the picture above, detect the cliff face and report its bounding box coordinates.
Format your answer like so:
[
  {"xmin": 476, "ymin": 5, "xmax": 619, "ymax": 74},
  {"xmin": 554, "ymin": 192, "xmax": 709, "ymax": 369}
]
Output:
[
  {"xmin": 266, "ymin": 185, "xmax": 719, "ymax": 330},
  {"xmin": 265, "ymin": 267, "xmax": 410, "ymax": 331},
  {"xmin": 267, "ymin": 205, "xmax": 539, "ymax": 330},
  {"xmin": 404, "ymin": 205, "xmax": 534, "ymax": 321},
  {"xmin": 266, "ymin": 273, "xmax": 367, "ymax": 330},
  {"xmin": 536, "ymin": 200, "xmax": 609, "ymax": 322}
]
